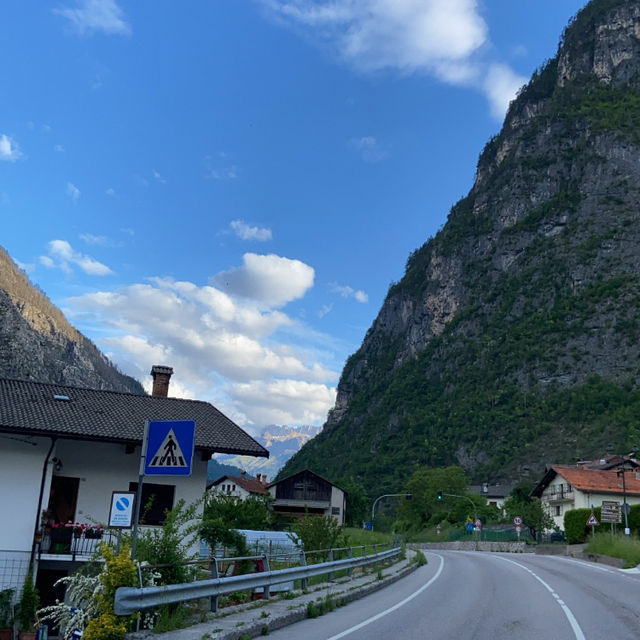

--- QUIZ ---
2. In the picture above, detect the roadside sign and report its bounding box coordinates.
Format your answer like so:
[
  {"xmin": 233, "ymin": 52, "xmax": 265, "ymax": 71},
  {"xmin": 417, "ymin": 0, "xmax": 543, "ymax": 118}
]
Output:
[
  {"xmin": 586, "ymin": 513, "xmax": 599, "ymax": 526},
  {"xmin": 600, "ymin": 500, "xmax": 621, "ymax": 524},
  {"xmin": 109, "ymin": 491, "xmax": 136, "ymax": 529},
  {"xmin": 515, "ymin": 525, "xmax": 522, "ymax": 534},
  {"xmin": 144, "ymin": 420, "xmax": 195, "ymax": 476},
  {"xmin": 474, "ymin": 519, "xmax": 482, "ymax": 530},
  {"xmin": 513, "ymin": 516, "xmax": 523, "ymax": 526}
]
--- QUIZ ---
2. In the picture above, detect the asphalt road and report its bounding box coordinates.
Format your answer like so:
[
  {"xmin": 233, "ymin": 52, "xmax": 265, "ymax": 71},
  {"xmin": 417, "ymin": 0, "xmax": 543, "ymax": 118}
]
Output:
[{"xmin": 265, "ymin": 551, "xmax": 640, "ymax": 640}]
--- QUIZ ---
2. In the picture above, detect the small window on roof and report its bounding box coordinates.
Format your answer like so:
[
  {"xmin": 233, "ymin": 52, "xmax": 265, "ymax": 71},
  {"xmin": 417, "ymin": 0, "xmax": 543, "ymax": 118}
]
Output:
[{"xmin": 54, "ymin": 394, "xmax": 71, "ymax": 401}]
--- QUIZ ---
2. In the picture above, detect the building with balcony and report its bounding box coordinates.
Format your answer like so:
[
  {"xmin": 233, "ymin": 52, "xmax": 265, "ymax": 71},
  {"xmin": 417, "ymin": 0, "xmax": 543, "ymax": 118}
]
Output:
[
  {"xmin": 0, "ymin": 367, "xmax": 268, "ymax": 612},
  {"xmin": 531, "ymin": 463, "xmax": 640, "ymax": 530},
  {"xmin": 267, "ymin": 469, "xmax": 346, "ymax": 525}
]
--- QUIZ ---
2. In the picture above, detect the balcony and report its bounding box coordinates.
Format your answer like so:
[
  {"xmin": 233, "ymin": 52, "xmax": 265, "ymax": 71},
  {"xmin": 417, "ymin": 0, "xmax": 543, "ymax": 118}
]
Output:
[
  {"xmin": 545, "ymin": 489, "xmax": 574, "ymax": 503},
  {"xmin": 38, "ymin": 529, "xmax": 117, "ymax": 561}
]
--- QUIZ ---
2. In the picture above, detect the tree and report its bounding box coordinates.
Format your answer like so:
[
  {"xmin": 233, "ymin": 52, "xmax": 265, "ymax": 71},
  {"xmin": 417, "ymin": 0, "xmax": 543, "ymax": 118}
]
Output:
[
  {"xmin": 338, "ymin": 477, "xmax": 369, "ymax": 527},
  {"xmin": 397, "ymin": 465, "xmax": 469, "ymax": 530},
  {"xmin": 290, "ymin": 514, "xmax": 346, "ymax": 557},
  {"xmin": 203, "ymin": 493, "xmax": 272, "ymax": 530},
  {"xmin": 503, "ymin": 483, "xmax": 554, "ymax": 540}
]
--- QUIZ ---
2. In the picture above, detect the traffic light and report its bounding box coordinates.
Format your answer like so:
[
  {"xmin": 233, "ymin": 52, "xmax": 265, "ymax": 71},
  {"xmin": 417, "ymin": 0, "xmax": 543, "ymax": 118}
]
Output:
[{"xmin": 437, "ymin": 491, "xmax": 443, "ymax": 500}]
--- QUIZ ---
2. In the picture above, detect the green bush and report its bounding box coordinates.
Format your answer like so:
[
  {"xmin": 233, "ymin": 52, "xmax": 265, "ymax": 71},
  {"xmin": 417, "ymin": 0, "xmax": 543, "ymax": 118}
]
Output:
[
  {"xmin": 17, "ymin": 571, "xmax": 39, "ymax": 632},
  {"xmin": 0, "ymin": 588, "xmax": 14, "ymax": 629},
  {"xmin": 564, "ymin": 507, "xmax": 606, "ymax": 543}
]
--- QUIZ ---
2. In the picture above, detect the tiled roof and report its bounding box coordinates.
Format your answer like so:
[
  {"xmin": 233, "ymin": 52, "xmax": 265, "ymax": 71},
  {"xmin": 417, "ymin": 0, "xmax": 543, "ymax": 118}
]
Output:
[
  {"xmin": 209, "ymin": 474, "xmax": 268, "ymax": 494},
  {"xmin": 0, "ymin": 377, "xmax": 268, "ymax": 458},
  {"xmin": 550, "ymin": 465, "xmax": 640, "ymax": 496}
]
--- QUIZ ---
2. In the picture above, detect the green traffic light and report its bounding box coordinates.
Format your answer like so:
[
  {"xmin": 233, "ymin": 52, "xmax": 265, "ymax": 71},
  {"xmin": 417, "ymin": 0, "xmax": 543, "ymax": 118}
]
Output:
[{"xmin": 437, "ymin": 491, "xmax": 443, "ymax": 500}]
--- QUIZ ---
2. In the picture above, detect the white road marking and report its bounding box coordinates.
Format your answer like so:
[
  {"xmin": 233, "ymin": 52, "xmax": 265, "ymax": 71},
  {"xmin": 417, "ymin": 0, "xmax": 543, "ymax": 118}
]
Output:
[
  {"xmin": 496, "ymin": 556, "xmax": 585, "ymax": 640},
  {"xmin": 325, "ymin": 554, "xmax": 445, "ymax": 640}
]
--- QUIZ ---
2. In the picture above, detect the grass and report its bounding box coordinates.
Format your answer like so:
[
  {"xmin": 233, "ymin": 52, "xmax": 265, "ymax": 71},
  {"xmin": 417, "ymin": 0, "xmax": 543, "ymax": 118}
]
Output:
[
  {"xmin": 585, "ymin": 533, "xmax": 640, "ymax": 568},
  {"xmin": 344, "ymin": 528, "xmax": 393, "ymax": 546}
]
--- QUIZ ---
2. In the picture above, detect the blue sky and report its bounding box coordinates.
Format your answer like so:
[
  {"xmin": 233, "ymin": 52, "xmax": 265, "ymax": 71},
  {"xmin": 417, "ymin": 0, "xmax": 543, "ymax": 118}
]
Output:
[{"xmin": 2, "ymin": 0, "xmax": 587, "ymax": 436}]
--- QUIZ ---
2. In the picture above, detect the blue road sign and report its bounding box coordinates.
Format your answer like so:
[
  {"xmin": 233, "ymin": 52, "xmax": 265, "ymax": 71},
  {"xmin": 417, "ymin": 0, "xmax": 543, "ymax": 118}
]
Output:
[{"xmin": 144, "ymin": 420, "xmax": 195, "ymax": 476}]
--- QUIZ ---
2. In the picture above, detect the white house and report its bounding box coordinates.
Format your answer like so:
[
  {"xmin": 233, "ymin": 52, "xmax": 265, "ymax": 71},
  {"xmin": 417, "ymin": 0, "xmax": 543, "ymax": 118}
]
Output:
[
  {"xmin": 207, "ymin": 471, "xmax": 269, "ymax": 499},
  {"xmin": 267, "ymin": 469, "xmax": 347, "ymax": 525},
  {"xmin": 531, "ymin": 463, "xmax": 640, "ymax": 530},
  {"xmin": 0, "ymin": 366, "xmax": 268, "ymax": 610}
]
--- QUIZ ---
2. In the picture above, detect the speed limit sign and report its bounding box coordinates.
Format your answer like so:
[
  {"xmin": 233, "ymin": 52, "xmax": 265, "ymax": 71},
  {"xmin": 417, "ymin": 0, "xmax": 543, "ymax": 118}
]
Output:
[{"xmin": 513, "ymin": 516, "xmax": 523, "ymax": 526}]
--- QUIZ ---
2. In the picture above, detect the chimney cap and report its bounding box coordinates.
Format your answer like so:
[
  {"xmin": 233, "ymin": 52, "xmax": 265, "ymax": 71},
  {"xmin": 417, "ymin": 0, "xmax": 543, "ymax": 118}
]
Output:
[{"xmin": 151, "ymin": 365, "xmax": 174, "ymax": 376}]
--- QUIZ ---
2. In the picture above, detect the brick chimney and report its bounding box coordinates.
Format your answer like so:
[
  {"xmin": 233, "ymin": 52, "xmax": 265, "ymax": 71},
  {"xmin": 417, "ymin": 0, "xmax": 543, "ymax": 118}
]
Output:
[{"xmin": 151, "ymin": 365, "xmax": 173, "ymax": 397}]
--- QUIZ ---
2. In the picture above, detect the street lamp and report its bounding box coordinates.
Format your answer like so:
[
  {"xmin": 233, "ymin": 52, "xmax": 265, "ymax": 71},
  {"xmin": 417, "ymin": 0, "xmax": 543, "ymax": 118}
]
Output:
[{"xmin": 371, "ymin": 493, "xmax": 412, "ymax": 531}]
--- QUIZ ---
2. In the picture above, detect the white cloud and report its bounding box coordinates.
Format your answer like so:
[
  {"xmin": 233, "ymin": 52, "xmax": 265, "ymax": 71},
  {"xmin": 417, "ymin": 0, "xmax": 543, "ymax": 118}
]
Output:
[
  {"xmin": 230, "ymin": 220, "xmax": 273, "ymax": 242},
  {"xmin": 66, "ymin": 182, "xmax": 81, "ymax": 202},
  {"xmin": 331, "ymin": 283, "xmax": 368, "ymax": 303},
  {"xmin": 262, "ymin": 0, "xmax": 524, "ymax": 119},
  {"xmin": 0, "ymin": 134, "xmax": 22, "ymax": 162},
  {"xmin": 229, "ymin": 379, "xmax": 336, "ymax": 426},
  {"xmin": 55, "ymin": 144, "xmax": 65, "ymax": 153},
  {"xmin": 209, "ymin": 166, "xmax": 238, "ymax": 180},
  {"xmin": 153, "ymin": 169, "xmax": 166, "ymax": 184},
  {"xmin": 54, "ymin": 0, "xmax": 131, "ymax": 36},
  {"xmin": 80, "ymin": 233, "xmax": 109, "ymax": 245},
  {"xmin": 484, "ymin": 63, "xmax": 527, "ymax": 119},
  {"xmin": 349, "ymin": 136, "xmax": 387, "ymax": 163},
  {"xmin": 212, "ymin": 253, "xmax": 315, "ymax": 308},
  {"xmin": 64, "ymin": 274, "xmax": 340, "ymax": 430},
  {"xmin": 41, "ymin": 239, "xmax": 113, "ymax": 276},
  {"xmin": 318, "ymin": 304, "xmax": 333, "ymax": 318},
  {"xmin": 106, "ymin": 188, "xmax": 116, "ymax": 196},
  {"xmin": 263, "ymin": 0, "xmax": 487, "ymax": 72}
]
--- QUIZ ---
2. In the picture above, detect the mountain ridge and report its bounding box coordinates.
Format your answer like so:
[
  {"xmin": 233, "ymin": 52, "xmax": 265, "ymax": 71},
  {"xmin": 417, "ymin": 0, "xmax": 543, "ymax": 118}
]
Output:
[
  {"xmin": 279, "ymin": 0, "xmax": 640, "ymax": 495},
  {"xmin": 0, "ymin": 246, "xmax": 144, "ymax": 394}
]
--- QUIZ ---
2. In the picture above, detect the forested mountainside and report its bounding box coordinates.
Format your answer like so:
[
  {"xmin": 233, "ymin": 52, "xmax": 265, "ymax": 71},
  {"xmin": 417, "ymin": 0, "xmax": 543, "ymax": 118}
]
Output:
[
  {"xmin": 279, "ymin": 0, "xmax": 640, "ymax": 495},
  {"xmin": 0, "ymin": 246, "xmax": 144, "ymax": 393}
]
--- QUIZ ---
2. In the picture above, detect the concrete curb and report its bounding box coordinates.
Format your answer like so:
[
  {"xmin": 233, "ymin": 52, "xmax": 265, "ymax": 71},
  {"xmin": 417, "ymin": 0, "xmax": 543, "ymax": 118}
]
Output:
[{"xmin": 126, "ymin": 553, "xmax": 419, "ymax": 640}]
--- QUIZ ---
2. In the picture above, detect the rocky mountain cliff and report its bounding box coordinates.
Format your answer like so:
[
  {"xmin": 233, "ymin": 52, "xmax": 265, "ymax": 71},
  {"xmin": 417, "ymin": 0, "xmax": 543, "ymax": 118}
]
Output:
[
  {"xmin": 0, "ymin": 246, "xmax": 144, "ymax": 393},
  {"xmin": 280, "ymin": 0, "xmax": 640, "ymax": 495}
]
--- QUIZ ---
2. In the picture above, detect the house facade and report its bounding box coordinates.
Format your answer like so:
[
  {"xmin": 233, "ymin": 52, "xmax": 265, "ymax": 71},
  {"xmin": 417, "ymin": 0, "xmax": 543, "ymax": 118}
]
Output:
[
  {"xmin": 267, "ymin": 469, "xmax": 346, "ymax": 525},
  {"xmin": 0, "ymin": 366, "xmax": 268, "ymax": 608},
  {"xmin": 207, "ymin": 471, "xmax": 269, "ymax": 499},
  {"xmin": 531, "ymin": 463, "xmax": 640, "ymax": 530}
]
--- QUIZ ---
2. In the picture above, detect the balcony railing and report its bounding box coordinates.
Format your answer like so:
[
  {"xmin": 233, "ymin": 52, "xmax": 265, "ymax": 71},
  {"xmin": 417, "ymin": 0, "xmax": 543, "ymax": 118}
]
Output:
[
  {"xmin": 545, "ymin": 489, "xmax": 574, "ymax": 503},
  {"xmin": 38, "ymin": 530, "xmax": 117, "ymax": 559}
]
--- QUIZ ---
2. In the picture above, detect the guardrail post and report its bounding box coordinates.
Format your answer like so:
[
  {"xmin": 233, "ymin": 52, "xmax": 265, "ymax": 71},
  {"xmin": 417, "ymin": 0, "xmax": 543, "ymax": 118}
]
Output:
[
  {"xmin": 300, "ymin": 550, "xmax": 308, "ymax": 590},
  {"xmin": 347, "ymin": 547, "xmax": 353, "ymax": 577},
  {"xmin": 328, "ymin": 549, "xmax": 334, "ymax": 581},
  {"xmin": 210, "ymin": 558, "xmax": 219, "ymax": 612},
  {"xmin": 262, "ymin": 554, "xmax": 271, "ymax": 600}
]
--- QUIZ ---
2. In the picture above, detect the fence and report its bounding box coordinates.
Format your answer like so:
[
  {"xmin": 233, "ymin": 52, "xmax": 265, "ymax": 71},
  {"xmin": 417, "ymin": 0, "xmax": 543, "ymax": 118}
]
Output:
[{"xmin": 114, "ymin": 543, "xmax": 401, "ymax": 616}]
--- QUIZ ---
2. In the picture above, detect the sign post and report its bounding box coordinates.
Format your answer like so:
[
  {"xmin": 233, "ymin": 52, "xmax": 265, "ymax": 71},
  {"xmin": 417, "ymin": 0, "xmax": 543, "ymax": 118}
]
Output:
[
  {"xmin": 586, "ymin": 511, "xmax": 599, "ymax": 539},
  {"xmin": 513, "ymin": 516, "xmax": 523, "ymax": 541},
  {"xmin": 131, "ymin": 420, "xmax": 196, "ymax": 558}
]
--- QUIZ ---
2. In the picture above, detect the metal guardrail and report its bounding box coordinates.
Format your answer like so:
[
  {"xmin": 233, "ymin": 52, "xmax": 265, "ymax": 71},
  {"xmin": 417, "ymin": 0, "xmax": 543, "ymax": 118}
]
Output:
[{"xmin": 114, "ymin": 545, "xmax": 401, "ymax": 615}]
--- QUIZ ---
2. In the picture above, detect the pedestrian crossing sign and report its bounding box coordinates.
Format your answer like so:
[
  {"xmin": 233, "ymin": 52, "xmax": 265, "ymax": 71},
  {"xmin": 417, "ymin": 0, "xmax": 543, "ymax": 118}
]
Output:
[{"xmin": 144, "ymin": 420, "xmax": 195, "ymax": 476}]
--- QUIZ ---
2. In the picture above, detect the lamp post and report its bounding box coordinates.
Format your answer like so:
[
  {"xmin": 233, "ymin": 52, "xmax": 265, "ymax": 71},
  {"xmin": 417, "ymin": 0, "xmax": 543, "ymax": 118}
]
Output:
[
  {"xmin": 371, "ymin": 493, "xmax": 412, "ymax": 531},
  {"xmin": 617, "ymin": 466, "xmax": 630, "ymax": 535}
]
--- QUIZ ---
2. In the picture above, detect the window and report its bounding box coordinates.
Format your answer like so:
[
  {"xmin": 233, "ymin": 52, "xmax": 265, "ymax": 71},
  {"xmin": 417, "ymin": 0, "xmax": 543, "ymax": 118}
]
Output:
[
  {"xmin": 555, "ymin": 505, "xmax": 561, "ymax": 517},
  {"xmin": 129, "ymin": 482, "xmax": 175, "ymax": 525}
]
